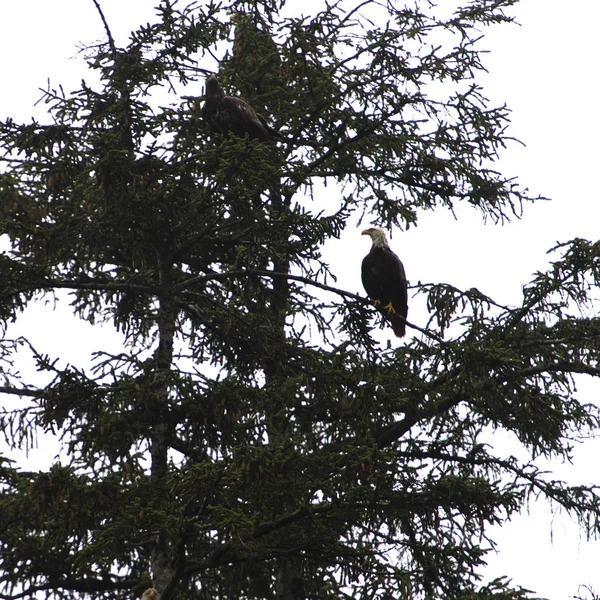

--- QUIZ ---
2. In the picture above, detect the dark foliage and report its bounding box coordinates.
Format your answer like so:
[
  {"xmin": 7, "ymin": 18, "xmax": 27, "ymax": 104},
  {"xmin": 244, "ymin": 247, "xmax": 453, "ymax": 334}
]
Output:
[{"xmin": 2, "ymin": 1, "xmax": 600, "ymax": 600}]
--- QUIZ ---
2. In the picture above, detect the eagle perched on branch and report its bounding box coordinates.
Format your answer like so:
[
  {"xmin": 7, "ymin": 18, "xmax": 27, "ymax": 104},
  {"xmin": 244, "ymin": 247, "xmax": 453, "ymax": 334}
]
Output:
[
  {"xmin": 201, "ymin": 75, "xmax": 281, "ymax": 142},
  {"xmin": 361, "ymin": 227, "xmax": 408, "ymax": 337}
]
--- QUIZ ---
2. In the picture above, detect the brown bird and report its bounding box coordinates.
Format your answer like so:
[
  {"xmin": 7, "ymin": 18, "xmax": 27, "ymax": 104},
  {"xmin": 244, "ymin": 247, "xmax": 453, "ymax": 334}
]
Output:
[
  {"xmin": 201, "ymin": 75, "xmax": 281, "ymax": 141},
  {"xmin": 361, "ymin": 227, "xmax": 408, "ymax": 337}
]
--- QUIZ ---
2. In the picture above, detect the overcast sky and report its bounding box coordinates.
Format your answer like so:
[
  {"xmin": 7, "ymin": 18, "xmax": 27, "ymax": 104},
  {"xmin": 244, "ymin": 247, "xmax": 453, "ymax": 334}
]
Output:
[{"xmin": 1, "ymin": 1, "xmax": 600, "ymax": 598}]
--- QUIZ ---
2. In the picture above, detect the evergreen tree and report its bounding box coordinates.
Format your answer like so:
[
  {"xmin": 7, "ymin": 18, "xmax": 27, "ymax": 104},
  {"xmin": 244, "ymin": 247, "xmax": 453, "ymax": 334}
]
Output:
[{"xmin": 2, "ymin": 1, "xmax": 600, "ymax": 599}]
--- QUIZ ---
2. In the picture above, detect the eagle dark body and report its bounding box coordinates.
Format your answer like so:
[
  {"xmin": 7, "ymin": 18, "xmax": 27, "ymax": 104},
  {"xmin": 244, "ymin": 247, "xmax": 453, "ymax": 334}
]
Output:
[
  {"xmin": 202, "ymin": 75, "xmax": 280, "ymax": 142},
  {"xmin": 361, "ymin": 228, "xmax": 408, "ymax": 337}
]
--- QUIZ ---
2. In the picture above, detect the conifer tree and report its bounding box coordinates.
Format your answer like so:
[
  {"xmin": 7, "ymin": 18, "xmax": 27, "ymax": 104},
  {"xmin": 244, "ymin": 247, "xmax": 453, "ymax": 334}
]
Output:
[{"xmin": 2, "ymin": 1, "xmax": 600, "ymax": 600}]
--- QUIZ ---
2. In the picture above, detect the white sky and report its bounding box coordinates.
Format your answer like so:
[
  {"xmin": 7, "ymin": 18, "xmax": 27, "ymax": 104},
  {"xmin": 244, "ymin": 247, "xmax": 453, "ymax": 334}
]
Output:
[{"xmin": 1, "ymin": 1, "xmax": 600, "ymax": 598}]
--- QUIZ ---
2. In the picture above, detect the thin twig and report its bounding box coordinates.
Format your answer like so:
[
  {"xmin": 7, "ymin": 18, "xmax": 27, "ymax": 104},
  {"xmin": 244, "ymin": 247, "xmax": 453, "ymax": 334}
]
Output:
[{"xmin": 91, "ymin": 0, "xmax": 117, "ymax": 55}]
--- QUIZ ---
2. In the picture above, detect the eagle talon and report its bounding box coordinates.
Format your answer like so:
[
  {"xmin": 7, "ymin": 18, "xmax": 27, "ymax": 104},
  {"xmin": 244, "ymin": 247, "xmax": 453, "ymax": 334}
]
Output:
[{"xmin": 384, "ymin": 301, "xmax": 397, "ymax": 315}]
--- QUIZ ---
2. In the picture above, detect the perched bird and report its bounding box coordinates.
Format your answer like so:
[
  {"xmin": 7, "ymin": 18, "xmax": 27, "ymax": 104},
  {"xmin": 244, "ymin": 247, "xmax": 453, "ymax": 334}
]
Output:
[
  {"xmin": 201, "ymin": 74, "xmax": 280, "ymax": 142},
  {"xmin": 141, "ymin": 588, "xmax": 159, "ymax": 600},
  {"xmin": 361, "ymin": 227, "xmax": 408, "ymax": 337}
]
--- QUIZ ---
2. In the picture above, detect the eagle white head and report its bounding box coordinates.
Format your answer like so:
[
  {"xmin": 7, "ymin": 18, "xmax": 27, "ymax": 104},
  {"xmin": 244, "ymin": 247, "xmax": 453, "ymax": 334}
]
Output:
[{"xmin": 361, "ymin": 227, "xmax": 390, "ymax": 248}]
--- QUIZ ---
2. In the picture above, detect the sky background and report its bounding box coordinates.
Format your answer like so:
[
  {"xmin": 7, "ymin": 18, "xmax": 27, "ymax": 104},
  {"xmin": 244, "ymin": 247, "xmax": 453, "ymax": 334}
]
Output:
[{"xmin": 1, "ymin": 1, "xmax": 600, "ymax": 598}]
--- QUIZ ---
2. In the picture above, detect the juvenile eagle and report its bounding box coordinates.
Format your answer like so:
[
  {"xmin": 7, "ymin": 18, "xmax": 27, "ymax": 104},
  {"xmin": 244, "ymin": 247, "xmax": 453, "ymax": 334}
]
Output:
[
  {"xmin": 201, "ymin": 75, "xmax": 280, "ymax": 141},
  {"xmin": 361, "ymin": 227, "xmax": 408, "ymax": 337}
]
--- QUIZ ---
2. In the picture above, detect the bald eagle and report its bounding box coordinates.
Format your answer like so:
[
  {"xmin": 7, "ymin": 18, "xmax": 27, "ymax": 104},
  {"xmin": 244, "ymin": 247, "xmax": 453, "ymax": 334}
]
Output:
[
  {"xmin": 361, "ymin": 227, "xmax": 408, "ymax": 337},
  {"xmin": 201, "ymin": 75, "xmax": 280, "ymax": 142}
]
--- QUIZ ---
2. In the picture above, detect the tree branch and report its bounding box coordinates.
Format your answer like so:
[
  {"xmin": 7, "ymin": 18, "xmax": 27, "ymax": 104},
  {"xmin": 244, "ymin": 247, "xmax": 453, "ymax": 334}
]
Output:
[
  {"xmin": 175, "ymin": 268, "xmax": 441, "ymax": 341},
  {"xmin": 91, "ymin": 0, "xmax": 117, "ymax": 55},
  {"xmin": 0, "ymin": 576, "xmax": 135, "ymax": 600},
  {"xmin": 0, "ymin": 386, "xmax": 43, "ymax": 400},
  {"xmin": 184, "ymin": 503, "xmax": 335, "ymax": 576}
]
